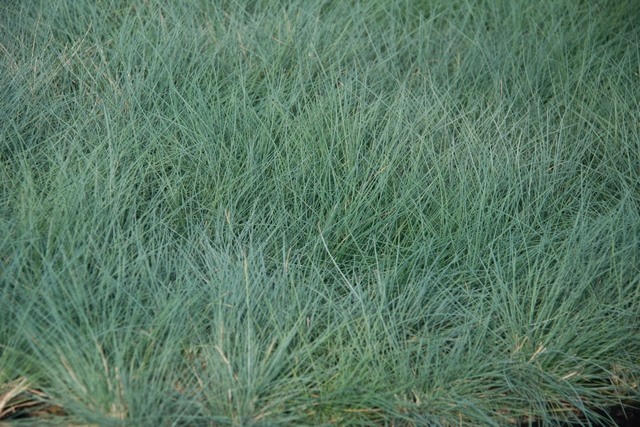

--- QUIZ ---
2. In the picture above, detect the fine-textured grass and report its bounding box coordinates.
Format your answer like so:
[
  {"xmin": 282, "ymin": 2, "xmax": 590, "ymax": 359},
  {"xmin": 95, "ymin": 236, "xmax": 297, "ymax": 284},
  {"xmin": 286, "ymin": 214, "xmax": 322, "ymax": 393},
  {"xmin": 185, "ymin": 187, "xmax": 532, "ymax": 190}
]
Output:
[{"xmin": 1, "ymin": 0, "xmax": 639, "ymax": 425}]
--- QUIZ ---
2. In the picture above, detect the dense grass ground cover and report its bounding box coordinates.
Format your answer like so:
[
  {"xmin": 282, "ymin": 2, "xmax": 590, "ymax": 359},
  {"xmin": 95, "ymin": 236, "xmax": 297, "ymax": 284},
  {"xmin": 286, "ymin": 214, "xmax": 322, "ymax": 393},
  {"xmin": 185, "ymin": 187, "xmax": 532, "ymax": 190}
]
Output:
[{"xmin": 1, "ymin": 0, "xmax": 639, "ymax": 425}]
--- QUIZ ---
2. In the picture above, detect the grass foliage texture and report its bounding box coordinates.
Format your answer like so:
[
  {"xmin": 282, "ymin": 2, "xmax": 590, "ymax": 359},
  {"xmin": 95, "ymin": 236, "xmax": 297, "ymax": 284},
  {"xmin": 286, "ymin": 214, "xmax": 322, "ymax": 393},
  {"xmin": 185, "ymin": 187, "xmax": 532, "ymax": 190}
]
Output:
[{"xmin": 1, "ymin": 0, "xmax": 639, "ymax": 425}]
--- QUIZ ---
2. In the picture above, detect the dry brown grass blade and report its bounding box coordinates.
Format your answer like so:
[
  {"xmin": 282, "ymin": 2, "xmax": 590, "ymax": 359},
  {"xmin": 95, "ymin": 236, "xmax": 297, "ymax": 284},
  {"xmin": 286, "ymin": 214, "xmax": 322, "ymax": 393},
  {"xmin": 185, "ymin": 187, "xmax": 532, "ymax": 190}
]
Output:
[
  {"xmin": 0, "ymin": 377, "xmax": 68, "ymax": 422},
  {"xmin": 0, "ymin": 377, "xmax": 31, "ymax": 419}
]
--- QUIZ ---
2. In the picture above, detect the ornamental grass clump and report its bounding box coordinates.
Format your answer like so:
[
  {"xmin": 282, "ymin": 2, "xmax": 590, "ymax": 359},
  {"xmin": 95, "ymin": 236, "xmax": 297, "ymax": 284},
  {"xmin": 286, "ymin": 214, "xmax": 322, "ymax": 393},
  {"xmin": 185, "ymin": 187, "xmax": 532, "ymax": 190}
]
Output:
[{"xmin": 1, "ymin": 0, "xmax": 639, "ymax": 425}]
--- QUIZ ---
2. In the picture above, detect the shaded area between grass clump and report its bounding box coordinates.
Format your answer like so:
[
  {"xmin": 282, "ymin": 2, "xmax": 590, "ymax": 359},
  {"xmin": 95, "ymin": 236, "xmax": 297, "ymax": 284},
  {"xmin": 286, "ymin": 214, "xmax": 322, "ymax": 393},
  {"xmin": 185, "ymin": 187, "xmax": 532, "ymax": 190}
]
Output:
[{"xmin": 519, "ymin": 402, "xmax": 640, "ymax": 427}]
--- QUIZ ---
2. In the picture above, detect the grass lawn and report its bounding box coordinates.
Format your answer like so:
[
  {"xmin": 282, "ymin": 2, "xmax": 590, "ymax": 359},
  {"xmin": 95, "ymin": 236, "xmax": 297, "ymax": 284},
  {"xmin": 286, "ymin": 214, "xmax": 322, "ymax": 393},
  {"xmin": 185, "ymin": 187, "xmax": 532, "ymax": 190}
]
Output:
[{"xmin": 1, "ymin": 0, "xmax": 639, "ymax": 425}]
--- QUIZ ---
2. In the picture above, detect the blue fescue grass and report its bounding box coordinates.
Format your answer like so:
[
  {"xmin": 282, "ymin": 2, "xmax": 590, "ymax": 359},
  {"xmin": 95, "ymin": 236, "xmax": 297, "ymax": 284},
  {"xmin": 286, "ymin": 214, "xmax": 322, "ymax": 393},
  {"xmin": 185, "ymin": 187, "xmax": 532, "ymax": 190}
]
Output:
[{"xmin": 1, "ymin": 0, "xmax": 639, "ymax": 425}]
